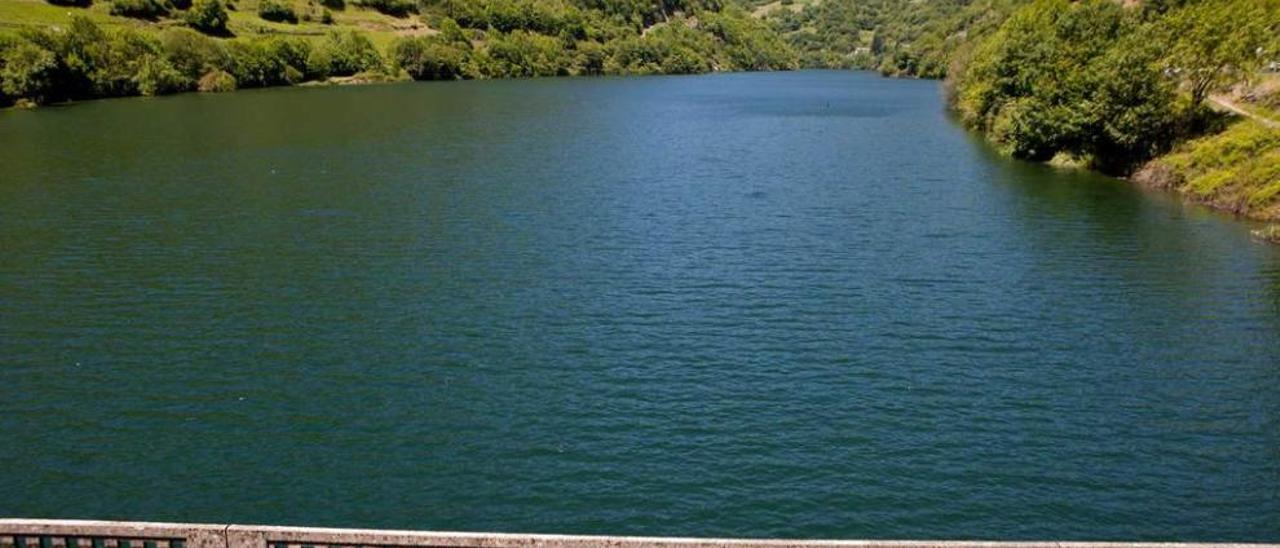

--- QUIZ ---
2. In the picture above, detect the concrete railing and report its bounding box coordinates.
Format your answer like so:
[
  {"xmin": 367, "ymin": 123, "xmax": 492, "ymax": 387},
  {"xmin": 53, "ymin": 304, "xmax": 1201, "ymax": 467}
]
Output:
[{"xmin": 1, "ymin": 519, "xmax": 1275, "ymax": 548}]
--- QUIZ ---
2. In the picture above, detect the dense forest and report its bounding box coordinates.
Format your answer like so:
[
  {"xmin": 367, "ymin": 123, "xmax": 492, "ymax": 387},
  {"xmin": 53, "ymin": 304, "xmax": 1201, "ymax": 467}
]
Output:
[
  {"xmin": 950, "ymin": 0, "xmax": 1278, "ymax": 172},
  {"xmin": 947, "ymin": 0, "xmax": 1280, "ymax": 226},
  {"xmin": 751, "ymin": 0, "xmax": 1018, "ymax": 77},
  {"xmin": 0, "ymin": 0, "xmax": 795, "ymax": 106},
  {"xmin": 750, "ymin": 0, "xmax": 1280, "ymax": 224}
]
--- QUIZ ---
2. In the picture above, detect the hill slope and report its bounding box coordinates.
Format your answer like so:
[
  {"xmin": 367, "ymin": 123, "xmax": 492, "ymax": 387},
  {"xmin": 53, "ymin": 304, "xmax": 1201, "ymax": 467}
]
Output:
[{"xmin": 0, "ymin": 0, "xmax": 796, "ymax": 106}]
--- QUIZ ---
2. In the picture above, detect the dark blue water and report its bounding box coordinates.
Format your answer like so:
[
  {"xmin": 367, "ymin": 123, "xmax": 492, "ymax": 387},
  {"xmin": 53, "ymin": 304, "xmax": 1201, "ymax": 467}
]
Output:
[{"xmin": 2, "ymin": 71, "xmax": 1279, "ymax": 541}]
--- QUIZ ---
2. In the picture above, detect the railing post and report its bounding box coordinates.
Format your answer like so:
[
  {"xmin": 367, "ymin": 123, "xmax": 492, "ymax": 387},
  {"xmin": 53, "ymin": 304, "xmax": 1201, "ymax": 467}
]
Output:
[
  {"xmin": 185, "ymin": 528, "xmax": 227, "ymax": 548},
  {"xmin": 225, "ymin": 527, "xmax": 264, "ymax": 548}
]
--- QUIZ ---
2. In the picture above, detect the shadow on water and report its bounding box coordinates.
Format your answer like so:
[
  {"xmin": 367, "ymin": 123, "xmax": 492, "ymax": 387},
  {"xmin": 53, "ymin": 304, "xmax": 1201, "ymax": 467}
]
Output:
[{"xmin": 956, "ymin": 120, "xmax": 1280, "ymax": 353}]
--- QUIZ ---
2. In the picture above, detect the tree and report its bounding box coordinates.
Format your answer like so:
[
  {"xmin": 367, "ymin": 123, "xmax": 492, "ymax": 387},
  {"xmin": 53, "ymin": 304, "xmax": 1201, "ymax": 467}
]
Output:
[
  {"xmin": 953, "ymin": 0, "xmax": 1182, "ymax": 173},
  {"xmin": 1162, "ymin": 0, "xmax": 1280, "ymax": 107},
  {"xmin": 307, "ymin": 31, "xmax": 382, "ymax": 77},
  {"xmin": 134, "ymin": 54, "xmax": 188, "ymax": 95},
  {"xmin": 389, "ymin": 36, "xmax": 467, "ymax": 80},
  {"xmin": 0, "ymin": 40, "xmax": 58, "ymax": 104}
]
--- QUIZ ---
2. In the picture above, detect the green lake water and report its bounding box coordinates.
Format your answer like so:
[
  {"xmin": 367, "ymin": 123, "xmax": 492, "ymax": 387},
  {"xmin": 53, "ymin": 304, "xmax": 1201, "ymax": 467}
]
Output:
[{"xmin": 2, "ymin": 71, "xmax": 1279, "ymax": 541}]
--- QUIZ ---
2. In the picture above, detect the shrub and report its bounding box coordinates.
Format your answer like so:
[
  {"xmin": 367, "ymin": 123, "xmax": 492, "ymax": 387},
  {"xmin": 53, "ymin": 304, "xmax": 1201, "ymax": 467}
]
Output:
[
  {"xmin": 186, "ymin": 0, "xmax": 230, "ymax": 35},
  {"xmin": 258, "ymin": 0, "xmax": 298, "ymax": 23},
  {"xmin": 485, "ymin": 30, "xmax": 570, "ymax": 77},
  {"xmin": 574, "ymin": 40, "xmax": 606, "ymax": 75},
  {"xmin": 0, "ymin": 39, "xmax": 58, "ymax": 104},
  {"xmin": 319, "ymin": 0, "xmax": 342, "ymax": 8},
  {"xmin": 109, "ymin": 0, "xmax": 169, "ymax": 19},
  {"xmin": 702, "ymin": 9, "xmax": 796, "ymax": 71},
  {"xmin": 170, "ymin": 0, "xmax": 191, "ymax": 8},
  {"xmin": 98, "ymin": 27, "xmax": 172, "ymax": 97},
  {"xmin": 320, "ymin": 8, "xmax": 334, "ymax": 23},
  {"xmin": 389, "ymin": 37, "xmax": 467, "ymax": 80},
  {"xmin": 264, "ymin": 35, "xmax": 311, "ymax": 69},
  {"xmin": 197, "ymin": 69, "xmax": 236, "ymax": 91},
  {"xmin": 436, "ymin": 17, "xmax": 470, "ymax": 47},
  {"xmin": 307, "ymin": 31, "xmax": 381, "ymax": 77},
  {"xmin": 135, "ymin": 54, "xmax": 189, "ymax": 95},
  {"xmin": 225, "ymin": 38, "xmax": 309, "ymax": 86},
  {"xmin": 161, "ymin": 28, "xmax": 231, "ymax": 80},
  {"xmin": 45, "ymin": 0, "xmax": 92, "ymax": 6},
  {"xmin": 351, "ymin": 0, "xmax": 414, "ymax": 17}
]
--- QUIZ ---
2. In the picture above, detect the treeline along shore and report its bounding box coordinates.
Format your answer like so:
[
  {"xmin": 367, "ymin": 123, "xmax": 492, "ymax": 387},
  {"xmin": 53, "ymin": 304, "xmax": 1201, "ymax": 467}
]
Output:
[
  {"xmin": 944, "ymin": 0, "xmax": 1280, "ymax": 233},
  {"xmin": 0, "ymin": 0, "xmax": 796, "ymax": 107}
]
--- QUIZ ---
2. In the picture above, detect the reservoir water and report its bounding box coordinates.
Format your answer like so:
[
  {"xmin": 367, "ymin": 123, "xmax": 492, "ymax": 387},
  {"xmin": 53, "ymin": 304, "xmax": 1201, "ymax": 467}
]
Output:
[{"xmin": 2, "ymin": 71, "xmax": 1279, "ymax": 541}]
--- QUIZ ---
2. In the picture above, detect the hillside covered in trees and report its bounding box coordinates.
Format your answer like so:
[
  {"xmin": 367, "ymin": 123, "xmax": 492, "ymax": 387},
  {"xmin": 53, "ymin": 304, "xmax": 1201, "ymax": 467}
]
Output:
[
  {"xmin": 754, "ymin": 0, "xmax": 1280, "ymax": 224},
  {"xmin": 0, "ymin": 0, "xmax": 795, "ymax": 106},
  {"xmin": 949, "ymin": 0, "xmax": 1280, "ymax": 223},
  {"xmin": 751, "ymin": 0, "xmax": 1019, "ymax": 77}
]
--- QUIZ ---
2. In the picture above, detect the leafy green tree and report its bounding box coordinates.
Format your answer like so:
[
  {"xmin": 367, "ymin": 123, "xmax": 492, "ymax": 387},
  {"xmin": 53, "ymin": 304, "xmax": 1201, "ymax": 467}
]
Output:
[
  {"xmin": 1162, "ymin": 0, "xmax": 1280, "ymax": 107},
  {"xmin": 1084, "ymin": 30, "xmax": 1179, "ymax": 172},
  {"xmin": 574, "ymin": 39, "xmax": 606, "ymax": 75},
  {"xmin": 485, "ymin": 30, "xmax": 570, "ymax": 77},
  {"xmin": 0, "ymin": 40, "xmax": 58, "ymax": 104},
  {"xmin": 307, "ymin": 31, "xmax": 383, "ymax": 77},
  {"xmin": 390, "ymin": 36, "xmax": 467, "ymax": 79},
  {"xmin": 161, "ymin": 28, "xmax": 231, "ymax": 81},
  {"xmin": 135, "ymin": 54, "xmax": 189, "ymax": 95},
  {"xmin": 436, "ymin": 17, "xmax": 471, "ymax": 47},
  {"xmin": 953, "ymin": 0, "xmax": 1180, "ymax": 172}
]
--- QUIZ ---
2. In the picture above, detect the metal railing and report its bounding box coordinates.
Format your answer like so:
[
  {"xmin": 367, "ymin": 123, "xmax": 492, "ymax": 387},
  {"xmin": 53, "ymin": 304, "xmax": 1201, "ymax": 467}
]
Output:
[{"xmin": 1, "ymin": 519, "xmax": 1275, "ymax": 548}]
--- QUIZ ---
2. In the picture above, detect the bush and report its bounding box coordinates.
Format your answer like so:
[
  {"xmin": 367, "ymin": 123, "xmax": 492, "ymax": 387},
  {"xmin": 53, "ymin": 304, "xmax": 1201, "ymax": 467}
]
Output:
[
  {"xmin": 186, "ymin": 0, "xmax": 230, "ymax": 35},
  {"xmin": 135, "ymin": 54, "xmax": 189, "ymax": 95},
  {"xmin": 45, "ymin": 0, "xmax": 92, "ymax": 6},
  {"xmin": 258, "ymin": 0, "xmax": 298, "ymax": 23},
  {"xmin": 608, "ymin": 24, "xmax": 716, "ymax": 75},
  {"xmin": 46, "ymin": 21, "xmax": 166, "ymax": 98},
  {"xmin": 109, "ymin": 0, "xmax": 169, "ymax": 19},
  {"xmin": 307, "ymin": 31, "xmax": 382, "ymax": 77},
  {"xmin": 319, "ymin": 0, "xmax": 342, "ymax": 8},
  {"xmin": 225, "ymin": 37, "xmax": 310, "ymax": 86},
  {"xmin": 436, "ymin": 17, "xmax": 470, "ymax": 47},
  {"xmin": 197, "ymin": 69, "xmax": 236, "ymax": 91},
  {"xmin": 484, "ymin": 30, "xmax": 570, "ymax": 77},
  {"xmin": 161, "ymin": 28, "xmax": 231, "ymax": 80},
  {"xmin": 702, "ymin": 9, "xmax": 797, "ymax": 71},
  {"xmin": 351, "ymin": 0, "xmax": 414, "ymax": 17},
  {"xmin": 0, "ymin": 39, "xmax": 58, "ymax": 105},
  {"xmin": 170, "ymin": 0, "xmax": 191, "ymax": 8},
  {"xmin": 574, "ymin": 40, "xmax": 606, "ymax": 75},
  {"xmin": 389, "ymin": 36, "xmax": 467, "ymax": 80}
]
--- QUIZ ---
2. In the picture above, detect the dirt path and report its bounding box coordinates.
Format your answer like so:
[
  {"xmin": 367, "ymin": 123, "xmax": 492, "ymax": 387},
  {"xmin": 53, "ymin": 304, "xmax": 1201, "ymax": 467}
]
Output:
[{"xmin": 1209, "ymin": 95, "xmax": 1280, "ymax": 129}]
